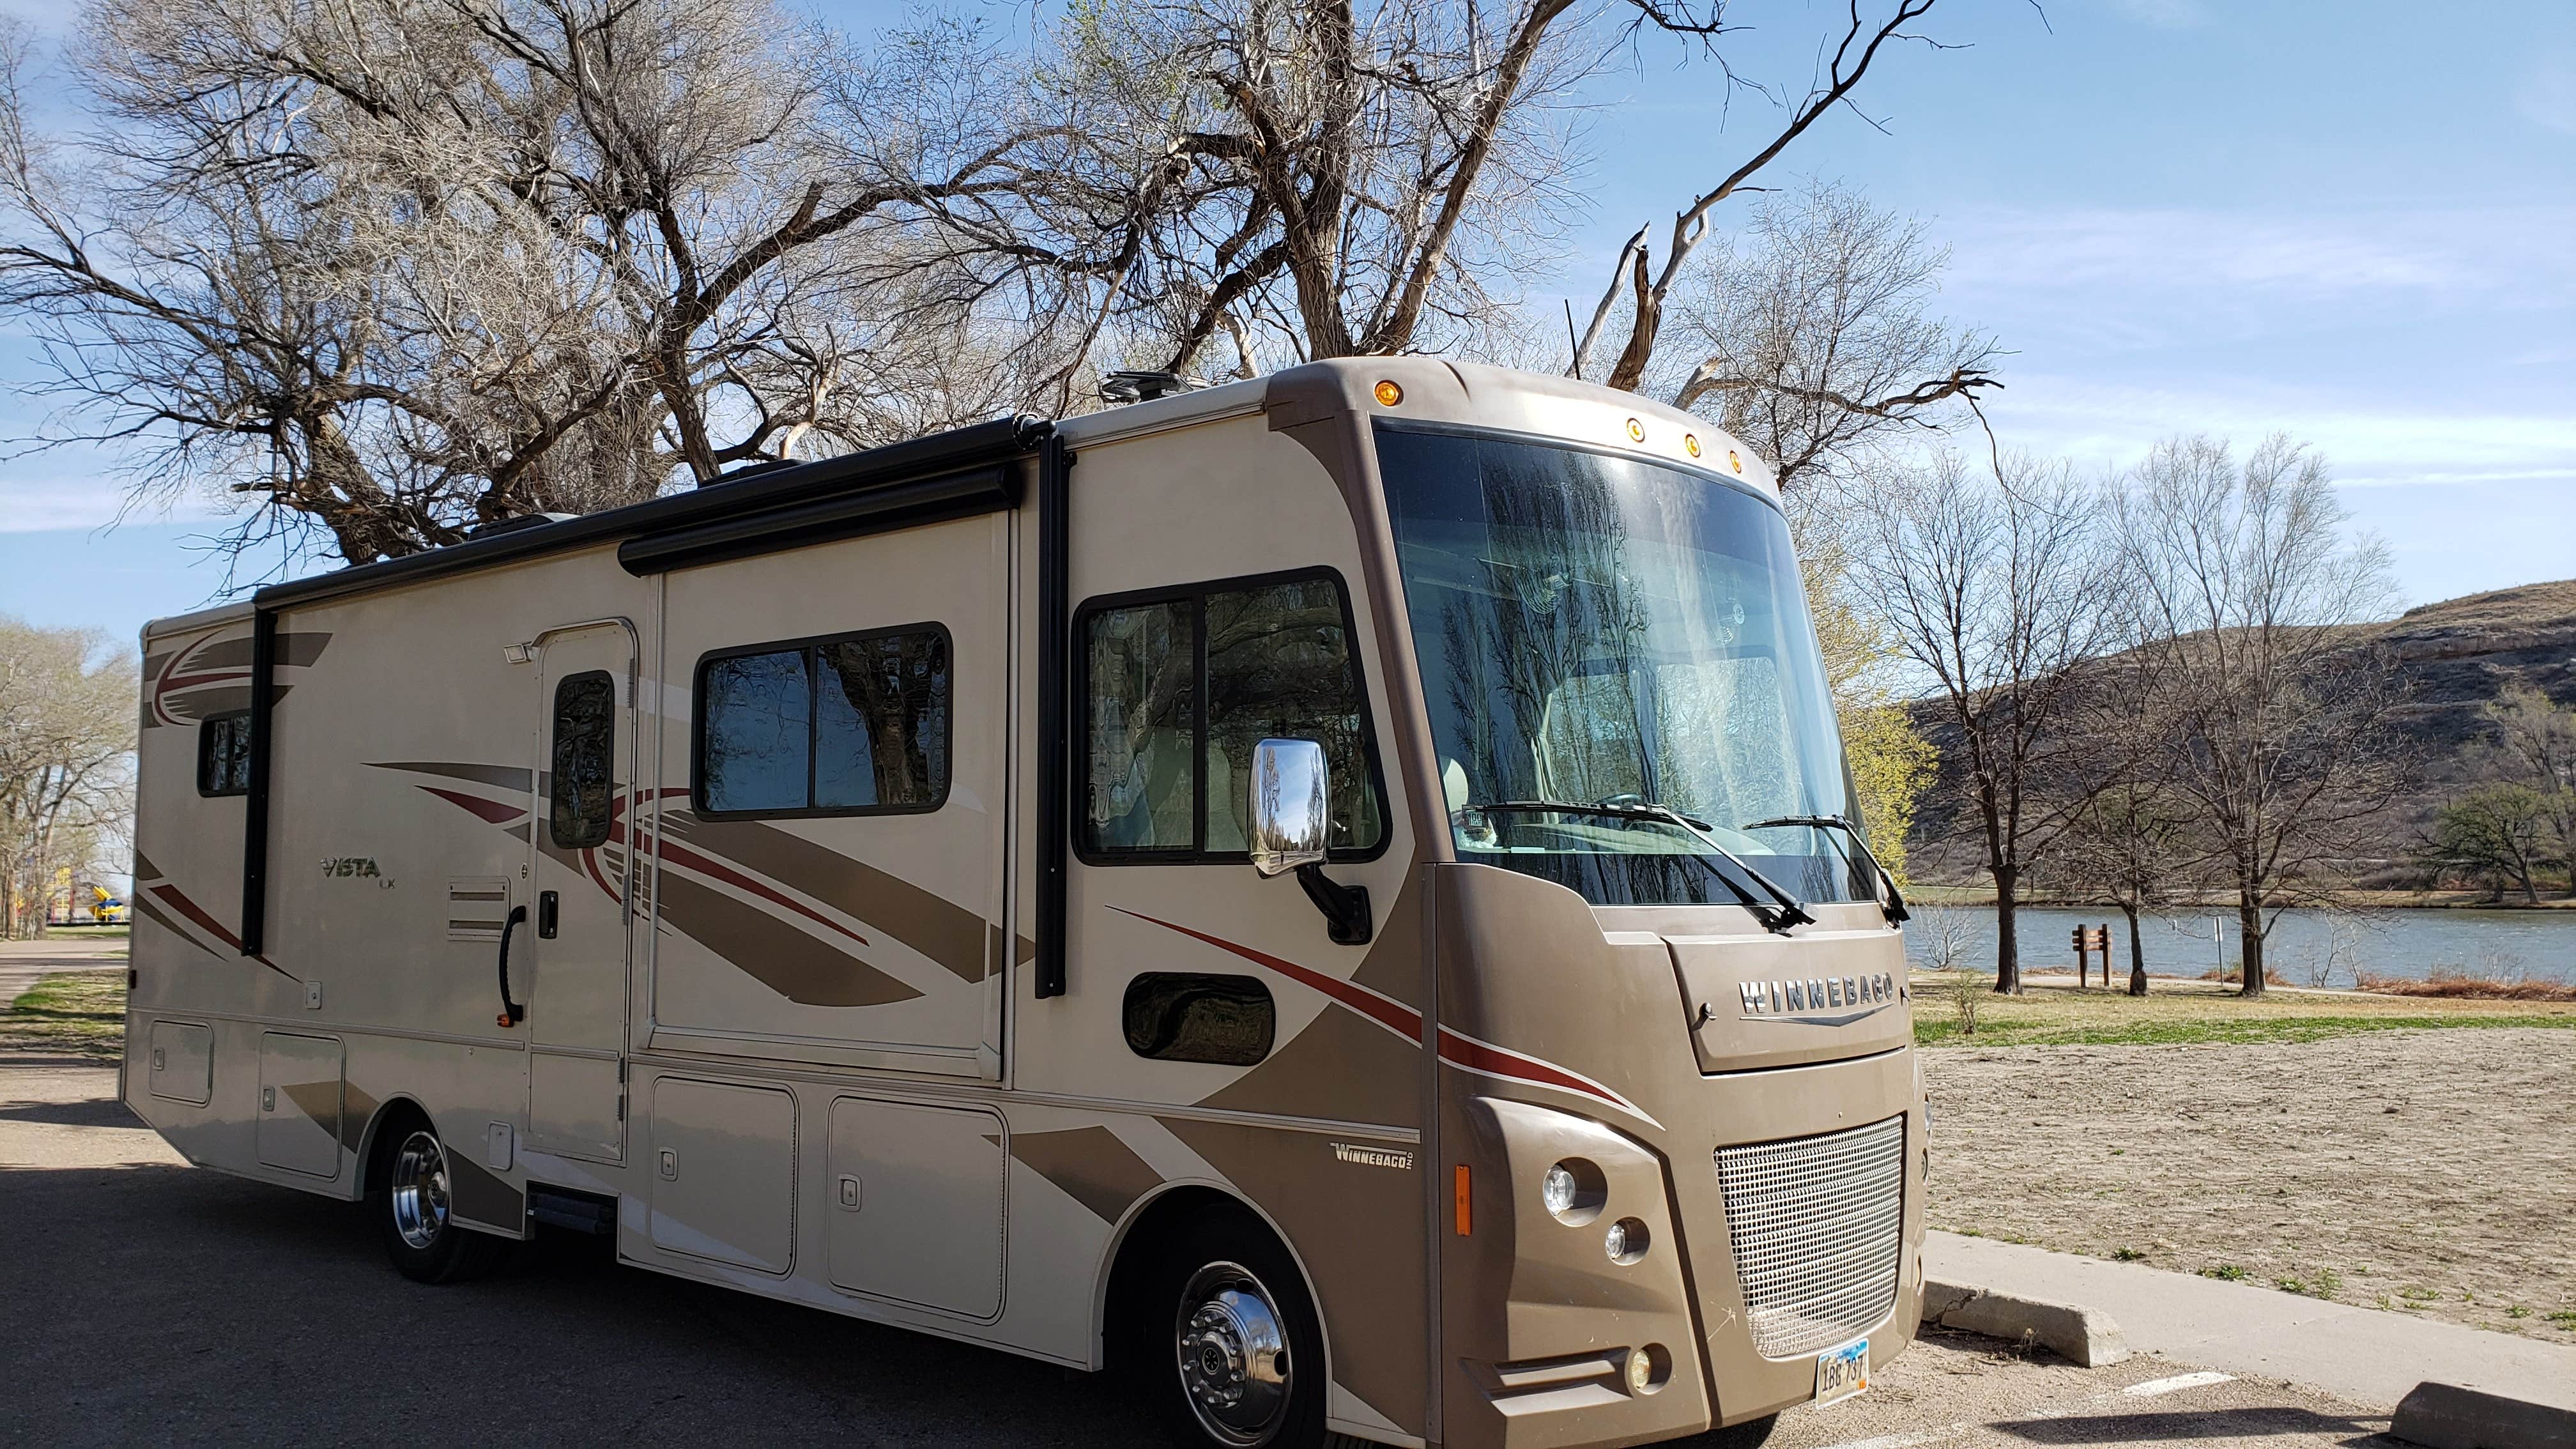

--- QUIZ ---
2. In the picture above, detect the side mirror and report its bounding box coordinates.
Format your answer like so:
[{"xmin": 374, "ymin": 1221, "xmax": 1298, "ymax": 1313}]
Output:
[{"xmin": 1249, "ymin": 738, "xmax": 1330, "ymax": 878}]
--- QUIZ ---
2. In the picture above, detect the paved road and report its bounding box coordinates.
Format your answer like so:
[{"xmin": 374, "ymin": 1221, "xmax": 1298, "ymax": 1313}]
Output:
[
  {"xmin": 0, "ymin": 934, "xmax": 126, "ymax": 1008},
  {"xmin": 1, "ymin": 1055, "xmax": 2398, "ymax": 1448}
]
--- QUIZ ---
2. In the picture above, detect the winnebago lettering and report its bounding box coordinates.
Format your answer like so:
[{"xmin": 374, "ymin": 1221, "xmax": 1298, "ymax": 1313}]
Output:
[{"xmin": 124, "ymin": 360, "xmax": 1927, "ymax": 1449}]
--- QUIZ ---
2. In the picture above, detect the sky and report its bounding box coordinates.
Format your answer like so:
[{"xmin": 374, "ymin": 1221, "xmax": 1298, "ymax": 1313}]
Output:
[{"xmin": 2, "ymin": 0, "xmax": 2571, "ymax": 647}]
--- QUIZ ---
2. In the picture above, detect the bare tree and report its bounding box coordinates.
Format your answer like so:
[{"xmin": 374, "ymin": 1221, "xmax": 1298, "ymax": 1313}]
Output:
[
  {"xmin": 1851, "ymin": 449, "xmax": 2121, "ymax": 993},
  {"xmin": 2052, "ymin": 779, "xmax": 2195, "ymax": 995},
  {"xmin": 1656, "ymin": 181, "xmax": 1998, "ymax": 494},
  {"xmin": 2115, "ymin": 435, "xmax": 2407, "ymax": 997},
  {"xmin": 0, "ymin": 620, "xmax": 135, "ymax": 939},
  {"xmin": 0, "ymin": 0, "xmax": 1078, "ymax": 566},
  {"xmin": 1571, "ymin": 0, "xmax": 1966, "ymax": 394}
]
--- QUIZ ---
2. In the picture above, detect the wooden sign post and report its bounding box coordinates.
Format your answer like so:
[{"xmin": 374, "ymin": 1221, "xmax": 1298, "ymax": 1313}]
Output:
[{"xmin": 2071, "ymin": 924, "xmax": 2112, "ymax": 986}]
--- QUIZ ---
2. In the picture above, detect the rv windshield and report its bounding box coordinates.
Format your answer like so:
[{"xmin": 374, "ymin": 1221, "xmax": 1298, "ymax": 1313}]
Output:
[{"xmin": 1377, "ymin": 425, "xmax": 1868, "ymax": 907}]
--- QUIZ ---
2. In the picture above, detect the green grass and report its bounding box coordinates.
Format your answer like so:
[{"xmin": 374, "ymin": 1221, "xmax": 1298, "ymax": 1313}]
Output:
[
  {"xmin": 2200, "ymin": 1264, "xmax": 2248, "ymax": 1282},
  {"xmin": 1911, "ymin": 972, "xmax": 2576, "ymax": 1048},
  {"xmin": 2, "ymin": 971, "xmax": 128, "ymax": 1062}
]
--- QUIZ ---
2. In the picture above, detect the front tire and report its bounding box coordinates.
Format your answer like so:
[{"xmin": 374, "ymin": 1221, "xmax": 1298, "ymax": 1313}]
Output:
[
  {"xmin": 1137, "ymin": 1211, "xmax": 1331, "ymax": 1448},
  {"xmin": 369, "ymin": 1124, "xmax": 507, "ymax": 1283}
]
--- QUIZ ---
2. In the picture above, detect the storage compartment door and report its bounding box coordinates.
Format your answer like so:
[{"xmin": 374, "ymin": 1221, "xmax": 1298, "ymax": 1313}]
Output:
[
  {"xmin": 825, "ymin": 1096, "xmax": 1006, "ymax": 1319},
  {"xmin": 148, "ymin": 1021, "xmax": 213, "ymax": 1105},
  {"xmin": 647, "ymin": 1077, "xmax": 795, "ymax": 1274},
  {"xmin": 255, "ymin": 1032, "xmax": 344, "ymax": 1178}
]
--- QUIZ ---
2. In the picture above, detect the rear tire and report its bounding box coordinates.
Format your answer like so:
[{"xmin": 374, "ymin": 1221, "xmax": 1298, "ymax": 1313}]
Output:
[
  {"xmin": 1130, "ymin": 1208, "xmax": 1331, "ymax": 1448},
  {"xmin": 368, "ymin": 1121, "xmax": 508, "ymax": 1284}
]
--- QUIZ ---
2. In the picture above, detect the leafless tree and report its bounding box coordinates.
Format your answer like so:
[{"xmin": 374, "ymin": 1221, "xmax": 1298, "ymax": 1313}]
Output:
[
  {"xmin": 0, "ymin": 1, "xmax": 1082, "ymax": 566},
  {"xmin": 1851, "ymin": 449, "xmax": 2122, "ymax": 993},
  {"xmin": 0, "ymin": 619, "xmax": 135, "ymax": 939},
  {"xmin": 2114, "ymin": 435, "xmax": 2407, "ymax": 997},
  {"xmin": 1654, "ymin": 181, "xmax": 1998, "ymax": 494},
  {"xmin": 2051, "ymin": 779, "xmax": 2195, "ymax": 995},
  {"xmin": 1570, "ymin": 0, "xmax": 1972, "ymax": 394}
]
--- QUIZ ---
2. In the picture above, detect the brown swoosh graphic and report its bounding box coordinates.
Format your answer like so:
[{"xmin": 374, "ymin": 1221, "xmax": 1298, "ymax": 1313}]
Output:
[
  {"xmin": 996, "ymin": 1126, "xmax": 1163, "ymax": 1225},
  {"xmin": 664, "ymin": 809, "xmax": 988, "ymax": 984},
  {"xmin": 656, "ymin": 871, "xmax": 922, "ymax": 1007}
]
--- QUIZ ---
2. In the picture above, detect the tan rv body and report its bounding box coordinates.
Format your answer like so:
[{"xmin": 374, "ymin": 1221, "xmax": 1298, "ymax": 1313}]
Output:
[{"xmin": 126, "ymin": 360, "xmax": 1924, "ymax": 1448}]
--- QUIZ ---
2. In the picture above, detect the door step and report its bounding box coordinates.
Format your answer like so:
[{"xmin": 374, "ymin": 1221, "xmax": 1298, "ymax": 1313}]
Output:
[{"xmin": 526, "ymin": 1183, "xmax": 617, "ymax": 1236}]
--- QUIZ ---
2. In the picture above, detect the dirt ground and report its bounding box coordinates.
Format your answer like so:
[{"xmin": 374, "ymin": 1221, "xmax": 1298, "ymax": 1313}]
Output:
[{"xmin": 1922, "ymin": 1025, "xmax": 2576, "ymax": 1345}]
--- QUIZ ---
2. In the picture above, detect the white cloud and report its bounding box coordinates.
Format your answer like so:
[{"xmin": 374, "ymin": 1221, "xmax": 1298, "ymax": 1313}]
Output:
[{"xmin": 1943, "ymin": 204, "xmax": 2569, "ymax": 302}]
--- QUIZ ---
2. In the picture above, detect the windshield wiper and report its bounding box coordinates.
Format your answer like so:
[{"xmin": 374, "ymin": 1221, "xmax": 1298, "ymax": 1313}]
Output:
[
  {"xmin": 1475, "ymin": 799, "xmax": 1816, "ymax": 933},
  {"xmin": 1749, "ymin": 814, "xmax": 1910, "ymax": 925}
]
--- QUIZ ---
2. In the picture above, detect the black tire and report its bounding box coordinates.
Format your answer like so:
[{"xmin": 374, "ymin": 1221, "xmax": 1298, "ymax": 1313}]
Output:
[
  {"xmin": 1129, "ymin": 1207, "xmax": 1332, "ymax": 1449},
  {"xmin": 367, "ymin": 1119, "xmax": 509, "ymax": 1284},
  {"xmin": 1664, "ymin": 1412, "xmax": 1781, "ymax": 1449}
]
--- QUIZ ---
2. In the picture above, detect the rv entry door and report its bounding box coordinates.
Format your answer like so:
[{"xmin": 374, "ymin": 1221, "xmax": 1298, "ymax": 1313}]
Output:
[{"xmin": 525, "ymin": 620, "xmax": 636, "ymax": 1162}]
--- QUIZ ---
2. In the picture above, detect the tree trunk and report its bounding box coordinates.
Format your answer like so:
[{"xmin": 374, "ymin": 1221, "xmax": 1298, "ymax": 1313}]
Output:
[
  {"xmin": 2122, "ymin": 901, "xmax": 2147, "ymax": 996},
  {"xmin": 1992, "ymin": 864, "xmax": 2021, "ymax": 995},
  {"xmin": 2237, "ymin": 897, "xmax": 2266, "ymax": 997}
]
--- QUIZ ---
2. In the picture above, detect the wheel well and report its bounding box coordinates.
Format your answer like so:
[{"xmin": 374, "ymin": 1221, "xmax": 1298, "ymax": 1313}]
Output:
[
  {"xmin": 1100, "ymin": 1186, "xmax": 1313, "ymax": 1377},
  {"xmin": 356, "ymin": 1097, "xmax": 432, "ymax": 1196}
]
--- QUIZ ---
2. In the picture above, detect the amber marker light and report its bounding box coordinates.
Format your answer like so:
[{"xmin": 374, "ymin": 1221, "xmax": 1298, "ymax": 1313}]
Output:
[
  {"xmin": 1685, "ymin": 433, "xmax": 1701, "ymax": 457},
  {"xmin": 1728, "ymin": 450, "xmax": 1742, "ymax": 475},
  {"xmin": 1374, "ymin": 379, "xmax": 1404, "ymax": 407},
  {"xmin": 1455, "ymin": 1165, "xmax": 1472, "ymax": 1235},
  {"xmin": 1625, "ymin": 417, "xmax": 1646, "ymax": 442}
]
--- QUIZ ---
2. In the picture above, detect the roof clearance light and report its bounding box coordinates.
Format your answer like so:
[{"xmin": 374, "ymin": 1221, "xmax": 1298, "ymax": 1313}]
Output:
[
  {"xmin": 1685, "ymin": 433, "xmax": 1702, "ymax": 458},
  {"xmin": 1728, "ymin": 449, "xmax": 1743, "ymax": 475},
  {"xmin": 1625, "ymin": 418, "xmax": 1646, "ymax": 443},
  {"xmin": 1374, "ymin": 379, "xmax": 1404, "ymax": 408}
]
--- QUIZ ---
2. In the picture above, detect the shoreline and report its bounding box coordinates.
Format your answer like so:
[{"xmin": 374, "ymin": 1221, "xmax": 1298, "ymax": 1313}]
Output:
[{"xmin": 1905, "ymin": 889, "xmax": 2576, "ymax": 912}]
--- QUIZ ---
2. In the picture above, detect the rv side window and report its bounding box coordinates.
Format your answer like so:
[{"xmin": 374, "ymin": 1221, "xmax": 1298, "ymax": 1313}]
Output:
[
  {"xmin": 550, "ymin": 671, "xmax": 617, "ymax": 850},
  {"xmin": 1079, "ymin": 568, "xmax": 1386, "ymax": 862},
  {"xmin": 1123, "ymin": 972, "xmax": 1275, "ymax": 1065},
  {"xmin": 696, "ymin": 625, "xmax": 952, "ymax": 818},
  {"xmin": 197, "ymin": 710, "xmax": 252, "ymax": 797}
]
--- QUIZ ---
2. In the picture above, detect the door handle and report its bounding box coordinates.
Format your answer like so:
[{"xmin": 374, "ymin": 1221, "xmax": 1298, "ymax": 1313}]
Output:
[
  {"xmin": 496, "ymin": 905, "xmax": 527, "ymax": 1027},
  {"xmin": 537, "ymin": 890, "xmax": 559, "ymax": 939}
]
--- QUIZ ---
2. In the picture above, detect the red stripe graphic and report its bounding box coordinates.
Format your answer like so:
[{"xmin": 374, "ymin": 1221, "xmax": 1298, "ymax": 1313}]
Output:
[
  {"xmin": 148, "ymin": 883, "xmax": 300, "ymax": 982},
  {"xmin": 418, "ymin": 786, "xmax": 528, "ymax": 825},
  {"xmin": 1109, "ymin": 907, "xmax": 1650, "ymax": 1121}
]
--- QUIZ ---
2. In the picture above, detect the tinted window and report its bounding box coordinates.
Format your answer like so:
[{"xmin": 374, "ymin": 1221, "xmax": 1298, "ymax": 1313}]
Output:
[
  {"xmin": 197, "ymin": 710, "xmax": 252, "ymax": 797},
  {"xmin": 549, "ymin": 671, "xmax": 616, "ymax": 849},
  {"xmin": 816, "ymin": 632, "xmax": 951, "ymax": 809},
  {"xmin": 1123, "ymin": 972, "xmax": 1275, "ymax": 1065},
  {"xmin": 702, "ymin": 650, "xmax": 809, "ymax": 813},
  {"xmin": 1080, "ymin": 571, "xmax": 1385, "ymax": 861},
  {"xmin": 1085, "ymin": 601, "xmax": 1196, "ymax": 850},
  {"xmin": 697, "ymin": 627, "xmax": 951, "ymax": 817}
]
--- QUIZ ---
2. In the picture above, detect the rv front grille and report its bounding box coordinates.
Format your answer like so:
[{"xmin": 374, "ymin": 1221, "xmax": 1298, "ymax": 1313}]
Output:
[{"xmin": 1713, "ymin": 1115, "xmax": 1906, "ymax": 1360}]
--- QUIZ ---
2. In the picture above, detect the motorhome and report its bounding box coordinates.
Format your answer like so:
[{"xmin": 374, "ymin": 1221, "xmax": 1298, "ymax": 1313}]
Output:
[{"xmin": 124, "ymin": 358, "xmax": 1926, "ymax": 1449}]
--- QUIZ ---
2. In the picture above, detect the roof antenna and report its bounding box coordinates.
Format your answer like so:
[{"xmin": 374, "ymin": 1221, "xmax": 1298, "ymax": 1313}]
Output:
[{"xmin": 1564, "ymin": 298, "xmax": 1583, "ymax": 381}]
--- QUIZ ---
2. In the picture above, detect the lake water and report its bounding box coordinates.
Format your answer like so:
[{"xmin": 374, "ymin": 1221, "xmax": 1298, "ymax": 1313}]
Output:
[{"xmin": 1901, "ymin": 903, "xmax": 2576, "ymax": 985}]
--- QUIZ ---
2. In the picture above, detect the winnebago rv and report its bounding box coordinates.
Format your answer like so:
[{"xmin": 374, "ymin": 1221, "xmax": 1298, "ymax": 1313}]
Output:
[{"xmin": 125, "ymin": 359, "xmax": 1925, "ymax": 1449}]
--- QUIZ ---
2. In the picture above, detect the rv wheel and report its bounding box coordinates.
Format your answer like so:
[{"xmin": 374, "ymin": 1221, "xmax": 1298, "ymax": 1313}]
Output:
[
  {"xmin": 1139, "ymin": 1211, "xmax": 1331, "ymax": 1448},
  {"xmin": 369, "ymin": 1123, "xmax": 508, "ymax": 1284}
]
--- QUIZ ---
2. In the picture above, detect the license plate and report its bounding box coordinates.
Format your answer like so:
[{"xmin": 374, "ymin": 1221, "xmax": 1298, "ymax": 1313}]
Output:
[{"xmin": 1814, "ymin": 1338, "xmax": 1869, "ymax": 1406}]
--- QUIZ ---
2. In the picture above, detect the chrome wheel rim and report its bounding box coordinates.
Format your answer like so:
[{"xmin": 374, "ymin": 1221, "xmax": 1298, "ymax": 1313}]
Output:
[
  {"xmin": 1174, "ymin": 1260, "xmax": 1292, "ymax": 1446},
  {"xmin": 390, "ymin": 1130, "xmax": 451, "ymax": 1250}
]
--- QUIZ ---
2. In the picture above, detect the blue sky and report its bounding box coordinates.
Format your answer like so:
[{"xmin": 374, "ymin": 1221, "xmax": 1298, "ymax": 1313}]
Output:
[{"xmin": 3, "ymin": 0, "xmax": 2570, "ymax": 646}]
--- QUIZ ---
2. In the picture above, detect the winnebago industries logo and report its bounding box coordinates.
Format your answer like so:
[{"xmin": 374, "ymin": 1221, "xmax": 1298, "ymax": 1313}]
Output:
[{"xmin": 1331, "ymin": 1142, "xmax": 1415, "ymax": 1171}]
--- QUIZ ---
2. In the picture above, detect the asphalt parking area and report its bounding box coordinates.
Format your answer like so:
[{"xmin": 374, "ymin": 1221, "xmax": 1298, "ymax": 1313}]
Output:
[{"xmin": 1, "ymin": 1062, "xmax": 2399, "ymax": 1448}]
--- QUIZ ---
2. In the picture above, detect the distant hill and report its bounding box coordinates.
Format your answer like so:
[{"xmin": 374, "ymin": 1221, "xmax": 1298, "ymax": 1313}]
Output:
[
  {"xmin": 2366, "ymin": 579, "xmax": 2576, "ymax": 843},
  {"xmin": 1899, "ymin": 579, "xmax": 2576, "ymax": 883}
]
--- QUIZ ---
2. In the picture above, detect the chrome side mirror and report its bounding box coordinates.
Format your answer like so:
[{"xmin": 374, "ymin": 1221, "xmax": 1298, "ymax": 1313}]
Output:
[{"xmin": 1249, "ymin": 738, "xmax": 1330, "ymax": 878}]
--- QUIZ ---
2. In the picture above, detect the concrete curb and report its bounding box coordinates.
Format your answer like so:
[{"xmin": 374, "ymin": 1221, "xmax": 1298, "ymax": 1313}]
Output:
[
  {"xmin": 1920, "ymin": 1277, "xmax": 2132, "ymax": 1368},
  {"xmin": 2392, "ymin": 1382, "xmax": 2576, "ymax": 1449}
]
